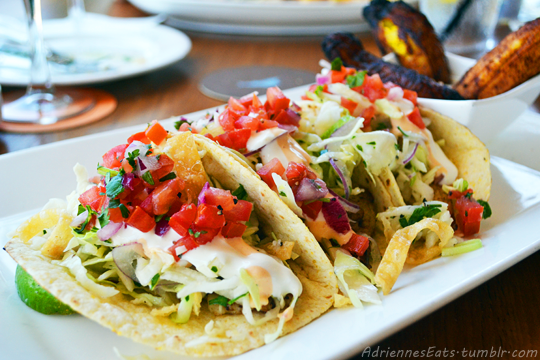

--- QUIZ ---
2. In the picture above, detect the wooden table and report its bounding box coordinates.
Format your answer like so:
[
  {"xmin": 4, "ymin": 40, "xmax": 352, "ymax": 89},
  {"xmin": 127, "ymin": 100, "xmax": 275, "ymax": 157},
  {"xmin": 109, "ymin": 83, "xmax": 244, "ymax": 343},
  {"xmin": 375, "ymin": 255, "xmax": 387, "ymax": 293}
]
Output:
[{"xmin": 1, "ymin": 2, "xmax": 539, "ymax": 359}]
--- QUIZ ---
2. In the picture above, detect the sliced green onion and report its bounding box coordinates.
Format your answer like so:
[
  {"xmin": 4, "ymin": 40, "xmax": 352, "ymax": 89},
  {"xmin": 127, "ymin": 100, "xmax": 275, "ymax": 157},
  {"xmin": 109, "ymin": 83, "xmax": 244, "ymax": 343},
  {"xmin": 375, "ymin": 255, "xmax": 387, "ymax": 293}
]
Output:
[{"xmin": 442, "ymin": 239, "xmax": 483, "ymax": 257}]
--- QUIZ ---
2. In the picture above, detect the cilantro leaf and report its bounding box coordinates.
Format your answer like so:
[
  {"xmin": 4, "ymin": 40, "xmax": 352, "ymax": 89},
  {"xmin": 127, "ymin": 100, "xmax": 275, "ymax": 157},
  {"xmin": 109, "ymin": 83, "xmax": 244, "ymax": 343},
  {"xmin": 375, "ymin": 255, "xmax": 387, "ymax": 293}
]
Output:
[
  {"xmin": 174, "ymin": 118, "xmax": 189, "ymax": 131},
  {"xmin": 150, "ymin": 274, "xmax": 160, "ymax": 290},
  {"xmin": 279, "ymin": 191, "xmax": 287, "ymax": 197},
  {"xmin": 232, "ymin": 184, "xmax": 248, "ymax": 201},
  {"xmin": 331, "ymin": 57, "xmax": 343, "ymax": 71},
  {"xmin": 228, "ymin": 292, "xmax": 248, "ymax": 305},
  {"xmin": 119, "ymin": 204, "xmax": 130, "ymax": 218},
  {"xmin": 142, "ymin": 171, "xmax": 155, "ymax": 185},
  {"xmin": 106, "ymin": 173, "xmax": 124, "ymax": 198},
  {"xmin": 399, "ymin": 204, "xmax": 442, "ymax": 228},
  {"xmin": 98, "ymin": 209, "xmax": 110, "ymax": 228},
  {"xmin": 211, "ymin": 266, "xmax": 218, "ymax": 273},
  {"xmin": 477, "ymin": 200, "xmax": 492, "ymax": 219},
  {"xmin": 346, "ymin": 70, "xmax": 367, "ymax": 88},
  {"xmin": 126, "ymin": 149, "xmax": 140, "ymax": 169},
  {"xmin": 159, "ymin": 172, "xmax": 176, "ymax": 182},
  {"xmin": 208, "ymin": 295, "xmax": 229, "ymax": 307},
  {"xmin": 330, "ymin": 238, "xmax": 340, "ymax": 247}
]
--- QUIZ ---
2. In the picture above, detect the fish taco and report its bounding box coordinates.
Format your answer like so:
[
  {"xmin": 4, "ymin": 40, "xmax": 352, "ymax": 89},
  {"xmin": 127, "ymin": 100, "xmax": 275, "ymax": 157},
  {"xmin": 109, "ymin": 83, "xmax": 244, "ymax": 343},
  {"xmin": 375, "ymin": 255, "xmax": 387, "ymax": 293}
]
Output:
[
  {"xmin": 5, "ymin": 127, "xmax": 337, "ymax": 356},
  {"xmin": 177, "ymin": 62, "xmax": 491, "ymax": 302}
]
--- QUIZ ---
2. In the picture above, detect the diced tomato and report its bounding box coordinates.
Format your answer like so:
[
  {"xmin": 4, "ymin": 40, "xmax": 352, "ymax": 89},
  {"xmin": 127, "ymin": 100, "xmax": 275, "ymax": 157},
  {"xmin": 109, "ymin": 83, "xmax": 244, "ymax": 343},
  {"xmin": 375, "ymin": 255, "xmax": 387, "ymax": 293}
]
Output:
[
  {"xmin": 126, "ymin": 206, "xmax": 155, "ymax": 233},
  {"xmin": 358, "ymin": 74, "xmax": 388, "ymax": 102},
  {"xmin": 194, "ymin": 204, "xmax": 225, "ymax": 229},
  {"xmin": 108, "ymin": 207, "xmax": 124, "ymax": 223},
  {"xmin": 228, "ymin": 97, "xmax": 247, "ymax": 113},
  {"xmin": 301, "ymin": 200, "xmax": 323, "ymax": 220},
  {"xmin": 448, "ymin": 189, "xmax": 472, "ymax": 200},
  {"xmin": 204, "ymin": 133, "xmax": 217, "ymax": 142},
  {"xmin": 301, "ymin": 95, "xmax": 310, "ymax": 101},
  {"xmin": 403, "ymin": 89, "xmax": 418, "ymax": 105},
  {"xmin": 259, "ymin": 119, "xmax": 279, "ymax": 130},
  {"xmin": 203, "ymin": 187, "xmax": 235, "ymax": 211},
  {"xmin": 308, "ymin": 83, "xmax": 329, "ymax": 94},
  {"xmin": 127, "ymin": 131, "xmax": 150, "ymax": 145},
  {"xmin": 361, "ymin": 106, "xmax": 376, "ymax": 128},
  {"xmin": 79, "ymin": 186, "xmax": 107, "ymax": 212},
  {"xmin": 273, "ymin": 109, "xmax": 300, "ymax": 127},
  {"xmin": 239, "ymin": 93, "xmax": 254, "ymax": 107},
  {"xmin": 223, "ymin": 200, "xmax": 253, "ymax": 222},
  {"xmin": 257, "ymin": 158, "xmax": 286, "ymax": 189},
  {"xmin": 151, "ymin": 178, "xmax": 184, "ymax": 215},
  {"xmin": 454, "ymin": 195, "xmax": 484, "ymax": 236},
  {"xmin": 407, "ymin": 107, "xmax": 426, "ymax": 129},
  {"xmin": 150, "ymin": 154, "xmax": 175, "ymax": 184},
  {"xmin": 222, "ymin": 221, "xmax": 247, "ymax": 238},
  {"xmin": 169, "ymin": 203, "xmax": 197, "ymax": 236},
  {"xmin": 235, "ymin": 116, "xmax": 260, "ymax": 131},
  {"xmin": 251, "ymin": 93, "xmax": 263, "ymax": 109},
  {"xmin": 266, "ymin": 87, "xmax": 290, "ymax": 114},
  {"xmin": 219, "ymin": 109, "xmax": 239, "ymax": 132},
  {"xmin": 330, "ymin": 67, "xmax": 356, "ymax": 83},
  {"xmin": 145, "ymin": 120, "xmax": 168, "ymax": 146},
  {"xmin": 169, "ymin": 236, "xmax": 199, "ymax": 261},
  {"xmin": 102, "ymin": 144, "xmax": 129, "ymax": 169},
  {"xmin": 286, "ymin": 162, "xmax": 308, "ymax": 187},
  {"xmin": 341, "ymin": 97, "xmax": 358, "ymax": 115},
  {"xmin": 121, "ymin": 159, "xmax": 134, "ymax": 173},
  {"xmin": 218, "ymin": 129, "xmax": 251, "ymax": 151},
  {"xmin": 140, "ymin": 193, "xmax": 155, "ymax": 215},
  {"xmin": 342, "ymin": 233, "xmax": 370, "ymax": 258},
  {"xmin": 178, "ymin": 122, "xmax": 197, "ymax": 133}
]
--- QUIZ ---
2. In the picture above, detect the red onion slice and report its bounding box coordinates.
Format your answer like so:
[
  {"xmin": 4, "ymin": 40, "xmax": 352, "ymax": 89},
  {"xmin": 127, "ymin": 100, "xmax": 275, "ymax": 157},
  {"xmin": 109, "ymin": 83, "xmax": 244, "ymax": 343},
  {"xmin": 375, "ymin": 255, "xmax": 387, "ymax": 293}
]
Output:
[
  {"xmin": 316, "ymin": 74, "xmax": 330, "ymax": 85},
  {"xmin": 112, "ymin": 242, "xmax": 145, "ymax": 282},
  {"xmin": 322, "ymin": 197, "xmax": 351, "ymax": 234},
  {"xmin": 97, "ymin": 221, "xmax": 123, "ymax": 241},
  {"xmin": 329, "ymin": 158, "xmax": 351, "ymax": 200},
  {"xmin": 70, "ymin": 210, "xmax": 88, "ymax": 227},
  {"xmin": 198, "ymin": 182, "xmax": 210, "ymax": 205},
  {"xmin": 402, "ymin": 142, "xmax": 419, "ymax": 165},
  {"xmin": 155, "ymin": 218, "xmax": 170, "ymax": 236},
  {"xmin": 290, "ymin": 102, "xmax": 301, "ymax": 112},
  {"xmin": 296, "ymin": 178, "xmax": 329, "ymax": 202},
  {"xmin": 277, "ymin": 124, "xmax": 298, "ymax": 133},
  {"xmin": 122, "ymin": 172, "xmax": 136, "ymax": 191},
  {"xmin": 243, "ymin": 149, "xmax": 261, "ymax": 157},
  {"xmin": 387, "ymin": 86, "xmax": 404, "ymax": 101},
  {"xmin": 328, "ymin": 189, "xmax": 360, "ymax": 213}
]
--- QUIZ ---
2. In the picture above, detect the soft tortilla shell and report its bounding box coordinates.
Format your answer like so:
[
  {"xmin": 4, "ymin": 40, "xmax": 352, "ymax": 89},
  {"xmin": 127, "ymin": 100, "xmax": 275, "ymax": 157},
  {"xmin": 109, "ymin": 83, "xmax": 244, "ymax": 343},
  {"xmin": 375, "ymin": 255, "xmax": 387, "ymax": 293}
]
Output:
[{"xmin": 5, "ymin": 134, "xmax": 337, "ymax": 357}]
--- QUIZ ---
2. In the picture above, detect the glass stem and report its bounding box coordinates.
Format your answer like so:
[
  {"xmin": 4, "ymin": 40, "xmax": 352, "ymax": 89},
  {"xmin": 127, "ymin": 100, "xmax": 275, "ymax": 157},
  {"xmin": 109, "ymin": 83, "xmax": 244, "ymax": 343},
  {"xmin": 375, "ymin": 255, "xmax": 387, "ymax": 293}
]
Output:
[
  {"xmin": 24, "ymin": 0, "xmax": 54, "ymax": 96},
  {"xmin": 68, "ymin": 0, "xmax": 86, "ymax": 32}
]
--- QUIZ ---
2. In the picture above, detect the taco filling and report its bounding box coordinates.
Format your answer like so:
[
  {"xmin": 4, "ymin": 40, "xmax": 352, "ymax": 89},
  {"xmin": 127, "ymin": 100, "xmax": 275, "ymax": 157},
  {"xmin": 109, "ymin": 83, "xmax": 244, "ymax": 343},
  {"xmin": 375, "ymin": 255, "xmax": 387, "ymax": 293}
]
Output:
[
  {"xmin": 6, "ymin": 128, "xmax": 337, "ymax": 356},
  {"xmin": 177, "ymin": 62, "xmax": 491, "ymax": 300}
]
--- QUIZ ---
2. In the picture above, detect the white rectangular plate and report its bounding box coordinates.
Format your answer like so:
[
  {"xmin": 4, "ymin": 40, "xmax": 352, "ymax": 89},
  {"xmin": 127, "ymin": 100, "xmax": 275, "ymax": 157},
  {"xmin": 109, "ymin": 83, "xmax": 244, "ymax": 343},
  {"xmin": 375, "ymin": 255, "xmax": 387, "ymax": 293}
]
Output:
[{"xmin": 2, "ymin": 88, "xmax": 540, "ymax": 360}]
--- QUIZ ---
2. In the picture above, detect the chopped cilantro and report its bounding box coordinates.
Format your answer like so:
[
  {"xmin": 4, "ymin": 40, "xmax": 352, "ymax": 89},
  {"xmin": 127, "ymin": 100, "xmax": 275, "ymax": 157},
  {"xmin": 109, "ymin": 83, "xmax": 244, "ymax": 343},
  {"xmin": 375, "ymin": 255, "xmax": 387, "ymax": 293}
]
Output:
[
  {"xmin": 189, "ymin": 228, "xmax": 207, "ymax": 238},
  {"xmin": 106, "ymin": 173, "xmax": 124, "ymax": 199},
  {"xmin": 314, "ymin": 85, "xmax": 324, "ymax": 98},
  {"xmin": 119, "ymin": 204, "xmax": 130, "ymax": 218},
  {"xmin": 150, "ymin": 274, "xmax": 160, "ymax": 290},
  {"xmin": 279, "ymin": 191, "xmax": 287, "ymax": 197},
  {"xmin": 185, "ymin": 295, "xmax": 190, "ymax": 302},
  {"xmin": 346, "ymin": 70, "xmax": 367, "ymax": 88},
  {"xmin": 108, "ymin": 199, "xmax": 121, "ymax": 208},
  {"xmin": 155, "ymin": 214, "xmax": 166, "ymax": 222},
  {"xmin": 356, "ymin": 144, "xmax": 363, "ymax": 152},
  {"xmin": 477, "ymin": 200, "xmax": 492, "ymax": 219},
  {"xmin": 232, "ymin": 184, "xmax": 248, "ymax": 201},
  {"xmin": 397, "ymin": 126, "xmax": 409, "ymax": 137},
  {"xmin": 159, "ymin": 172, "xmax": 176, "ymax": 182},
  {"xmin": 73, "ymin": 205, "xmax": 96, "ymax": 234},
  {"xmin": 208, "ymin": 295, "xmax": 229, "ymax": 307},
  {"xmin": 331, "ymin": 57, "xmax": 343, "ymax": 71},
  {"xmin": 174, "ymin": 118, "xmax": 189, "ymax": 131},
  {"xmin": 42, "ymin": 230, "xmax": 47, "ymax": 235},
  {"xmin": 398, "ymin": 204, "xmax": 442, "ymax": 228},
  {"xmin": 394, "ymin": 143, "xmax": 400, "ymax": 151},
  {"xmin": 367, "ymin": 141, "xmax": 376, "ymax": 146},
  {"xmin": 376, "ymin": 122, "xmax": 389, "ymax": 130},
  {"xmin": 228, "ymin": 292, "xmax": 248, "ymax": 305},
  {"xmin": 330, "ymin": 238, "xmax": 340, "ymax": 247},
  {"xmin": 211, "ymin": 266, "xmax": 218, "ymax": 273},
  {"xmin": 98, "ymin": 209, "xmax": 110, "ymax": 228},
  {"xmin": 142, "ymin": 171, "xmax": 155, "ymax": 185},
  {"xmin": 126, "ymin": 149, "xmax": 140, "ymax": 168}
]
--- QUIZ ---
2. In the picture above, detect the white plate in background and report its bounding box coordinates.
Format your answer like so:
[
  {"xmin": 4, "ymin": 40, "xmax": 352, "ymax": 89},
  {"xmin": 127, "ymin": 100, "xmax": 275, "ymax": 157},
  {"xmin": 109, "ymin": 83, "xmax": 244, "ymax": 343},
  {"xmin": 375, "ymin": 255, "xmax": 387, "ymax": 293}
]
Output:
[
  {"xmin": 1, "ymin": 86, "xmax": 540, "ymax": 360},
  {"xmin": 0, "ymin": 14, "xmax": 191, "ymax": 86},
  {"xmin": 129, "ymin": 0, "xmax": 416, "ymax": 36}
]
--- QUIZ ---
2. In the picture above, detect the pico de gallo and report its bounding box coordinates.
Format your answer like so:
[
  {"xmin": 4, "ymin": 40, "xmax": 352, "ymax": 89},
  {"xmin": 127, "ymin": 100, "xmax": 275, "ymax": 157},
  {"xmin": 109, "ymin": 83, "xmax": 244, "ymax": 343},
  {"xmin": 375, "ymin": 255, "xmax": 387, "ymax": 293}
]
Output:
[{"xmin": 56, "ymin": 122, "xmax": 303, "ymax": 343}]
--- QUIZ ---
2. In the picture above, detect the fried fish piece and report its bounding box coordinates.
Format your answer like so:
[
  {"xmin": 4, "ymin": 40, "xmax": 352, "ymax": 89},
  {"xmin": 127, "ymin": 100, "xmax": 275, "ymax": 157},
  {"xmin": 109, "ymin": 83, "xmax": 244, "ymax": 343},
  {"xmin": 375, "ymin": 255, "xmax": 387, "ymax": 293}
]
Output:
[
  {"xmin": 455, "ymin": 18, "xmax": 540, "ymax": 99},
  {"xmin": 363, "ymin": 0, "xmax": 450, "ymax": 83},
  {"xmin": 322, "ymin": 32, "xmax": 464, "ymax": 100}
]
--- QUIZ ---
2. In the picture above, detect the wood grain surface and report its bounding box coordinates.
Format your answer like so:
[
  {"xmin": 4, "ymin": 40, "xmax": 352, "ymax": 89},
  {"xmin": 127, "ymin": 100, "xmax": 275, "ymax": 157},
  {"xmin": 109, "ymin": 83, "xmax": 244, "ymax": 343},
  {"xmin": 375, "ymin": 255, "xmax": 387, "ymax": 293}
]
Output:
[{"xmin": 1, "ymin": 1, "xmax": 539, "ymax": 359}]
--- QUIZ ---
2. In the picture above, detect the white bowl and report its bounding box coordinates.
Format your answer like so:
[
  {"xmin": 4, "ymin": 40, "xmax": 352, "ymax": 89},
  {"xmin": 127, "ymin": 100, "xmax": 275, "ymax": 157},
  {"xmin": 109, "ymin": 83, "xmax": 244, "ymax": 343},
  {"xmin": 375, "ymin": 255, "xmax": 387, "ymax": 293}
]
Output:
[{"xmin": 382, "ymin": 52, "xmax": 540, "ymax": 143}]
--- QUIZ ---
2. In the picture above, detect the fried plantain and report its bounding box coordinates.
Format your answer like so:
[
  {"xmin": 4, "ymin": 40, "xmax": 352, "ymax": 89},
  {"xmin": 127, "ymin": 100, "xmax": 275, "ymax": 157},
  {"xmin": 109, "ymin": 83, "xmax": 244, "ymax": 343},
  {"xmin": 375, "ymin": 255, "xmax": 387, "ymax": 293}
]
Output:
[
  {"xmin": 363, "ymin": 0, "xmax": 451, "ymax": 83},
  {"xmin": 455, "ymin": 18, "xmax": 540, "ymax": 99},
  {"xmin": 322, "ymin": 32, "xmax": 464, "ymax": 100}
]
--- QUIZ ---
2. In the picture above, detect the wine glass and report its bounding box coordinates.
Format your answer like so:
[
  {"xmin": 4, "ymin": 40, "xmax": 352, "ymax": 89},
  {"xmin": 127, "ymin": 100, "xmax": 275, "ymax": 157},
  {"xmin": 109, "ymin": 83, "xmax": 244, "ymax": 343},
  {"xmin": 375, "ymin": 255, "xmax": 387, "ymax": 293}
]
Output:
[{"xmin": 1, "ymin": 0, "xmax": 95, "ymax": 124}]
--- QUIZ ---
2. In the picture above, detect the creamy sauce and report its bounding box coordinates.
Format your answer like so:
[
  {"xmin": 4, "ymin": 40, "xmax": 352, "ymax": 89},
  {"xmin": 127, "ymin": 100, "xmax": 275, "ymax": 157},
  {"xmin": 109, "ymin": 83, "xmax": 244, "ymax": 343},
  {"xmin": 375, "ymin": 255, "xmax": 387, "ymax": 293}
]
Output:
[
  {"xmin": 111, "ymin": 225, "xmax": 180, "ymax": 252},
  {"xmin": 261, "ymin": 134, "xmax": 311, "ymax": 168},
  {"xmin": 182, "ymin": 236, "xmax": 302, "ymax": 304},
  {"xmin": 306, "ymin": 211, "xmax": 353, "ymax": 246},
  {"xmin": 246, "ymin": 128, "xmax": 286, "ymax": 152}
]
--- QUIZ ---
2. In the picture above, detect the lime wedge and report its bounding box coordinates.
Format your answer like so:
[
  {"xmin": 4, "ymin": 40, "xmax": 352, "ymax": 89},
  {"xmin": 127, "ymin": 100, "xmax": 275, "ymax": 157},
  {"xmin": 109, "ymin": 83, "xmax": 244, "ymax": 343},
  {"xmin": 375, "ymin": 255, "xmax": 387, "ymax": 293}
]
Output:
[{"xmin": 15, "ymin": 265, "xmax": 75, "ymax": 315}]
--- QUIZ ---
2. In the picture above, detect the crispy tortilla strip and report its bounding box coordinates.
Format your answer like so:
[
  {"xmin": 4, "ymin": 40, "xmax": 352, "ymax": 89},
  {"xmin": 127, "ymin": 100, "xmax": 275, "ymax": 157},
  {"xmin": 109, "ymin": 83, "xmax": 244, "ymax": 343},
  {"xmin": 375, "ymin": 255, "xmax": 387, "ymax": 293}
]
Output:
[
  {"xmin": 354, "ymin": 162, "xmax": 405, "ymax": 213},
  {"xmin": 41, "ymin": 213, "xmax": 73, "ymax": 259},
  {"xmin": 165, "ymin": 132, "xmax": 209, "ymax": 204},
  {"xmin": 421, "ymin": 106, "xmax": 491, "ymax": 201},
  {"xmin": 374, "ymin": 218, "xmax": 453, "ymax": 295},
  {"xmin": 6, "ymin": 132, "xmax": 337, "ymax": 357},
  {"xmin": 15, "ymin": 209, "xmax": 63, "ymax": 243}
]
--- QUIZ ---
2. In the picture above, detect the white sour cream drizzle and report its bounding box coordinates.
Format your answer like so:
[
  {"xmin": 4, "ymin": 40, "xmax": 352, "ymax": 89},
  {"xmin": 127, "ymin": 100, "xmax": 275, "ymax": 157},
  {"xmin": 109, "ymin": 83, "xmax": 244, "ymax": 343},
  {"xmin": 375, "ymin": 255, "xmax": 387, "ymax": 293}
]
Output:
[
  {"xmin": 246, "ymin": 128, "xmax": 287, "ymax": 152},
  {"xmin": 183, "ymin": 236, "xmax": 302, "ymax": 304}
]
